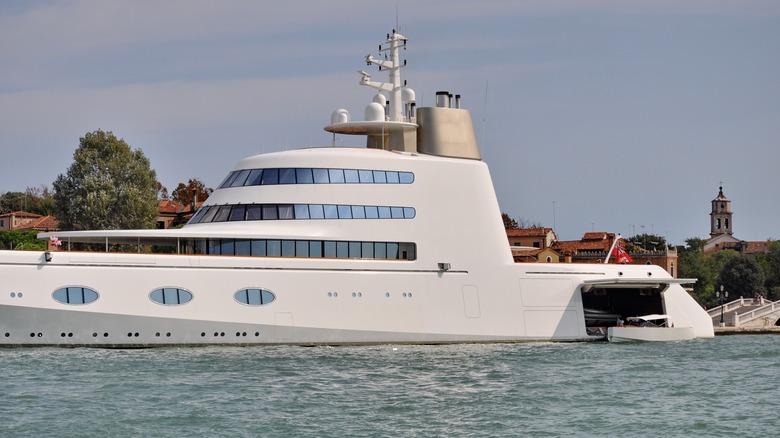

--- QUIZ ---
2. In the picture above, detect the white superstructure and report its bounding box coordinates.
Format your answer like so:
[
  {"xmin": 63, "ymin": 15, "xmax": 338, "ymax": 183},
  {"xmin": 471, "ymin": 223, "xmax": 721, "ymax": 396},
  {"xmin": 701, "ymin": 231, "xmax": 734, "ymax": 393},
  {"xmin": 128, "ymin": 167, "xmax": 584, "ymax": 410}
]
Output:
[{"xmin": 0, "ymin": 30, "xmax": 714, "ymax": 346}]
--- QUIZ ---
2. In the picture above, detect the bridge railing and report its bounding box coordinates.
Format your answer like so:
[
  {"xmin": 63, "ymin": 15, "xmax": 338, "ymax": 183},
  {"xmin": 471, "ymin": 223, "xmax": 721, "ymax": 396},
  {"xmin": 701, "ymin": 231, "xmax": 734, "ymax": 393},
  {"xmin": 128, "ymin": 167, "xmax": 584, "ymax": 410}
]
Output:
[
  {"xmin": 707, "ymin": 297, "xmax": 759, "ymax": 318},
  {"xmin": 735, "ymin": 300, "xmax": 780, "ymax": 326}
]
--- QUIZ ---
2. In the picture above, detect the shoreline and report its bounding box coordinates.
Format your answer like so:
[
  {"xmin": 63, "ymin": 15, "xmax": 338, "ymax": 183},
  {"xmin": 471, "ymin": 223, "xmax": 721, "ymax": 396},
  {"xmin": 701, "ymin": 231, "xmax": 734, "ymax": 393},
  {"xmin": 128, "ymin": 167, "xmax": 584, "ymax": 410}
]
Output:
[{"xmin": 714, "ymin": 327, "xmax": 780, "ymax": 335}]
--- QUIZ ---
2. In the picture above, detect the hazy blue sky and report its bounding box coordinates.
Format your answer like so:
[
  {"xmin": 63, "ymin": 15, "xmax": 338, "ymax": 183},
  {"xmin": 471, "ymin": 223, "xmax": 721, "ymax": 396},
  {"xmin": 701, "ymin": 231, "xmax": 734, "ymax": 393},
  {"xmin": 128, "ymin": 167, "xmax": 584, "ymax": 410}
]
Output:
[{"xmin": 1, "ymin": 1, "xmax": 778, "ymax": 245}]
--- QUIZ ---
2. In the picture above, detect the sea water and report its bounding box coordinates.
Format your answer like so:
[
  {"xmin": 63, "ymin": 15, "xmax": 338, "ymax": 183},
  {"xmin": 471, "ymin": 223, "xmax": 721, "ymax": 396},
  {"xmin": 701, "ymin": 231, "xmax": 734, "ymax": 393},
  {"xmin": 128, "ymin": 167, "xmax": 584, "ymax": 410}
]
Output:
[{"xmin": 1, "ymin": 335, "xmax": 778, "ymax": 437}]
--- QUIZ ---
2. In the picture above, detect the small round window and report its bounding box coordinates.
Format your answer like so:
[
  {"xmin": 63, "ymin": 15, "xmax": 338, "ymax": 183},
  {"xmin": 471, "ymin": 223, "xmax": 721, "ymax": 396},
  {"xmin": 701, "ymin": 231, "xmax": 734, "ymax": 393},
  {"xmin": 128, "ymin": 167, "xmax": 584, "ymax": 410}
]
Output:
[
  {"xmin": 150, "ymin": 288, "xmax": 193, "ymax": 305},
  {"xmin": 53, "ymin": 287, "xmax": 99, "ymax": 305},
  {"xmin": 234, "ymin": 288, "xmax": 276, "ymax": 306}
]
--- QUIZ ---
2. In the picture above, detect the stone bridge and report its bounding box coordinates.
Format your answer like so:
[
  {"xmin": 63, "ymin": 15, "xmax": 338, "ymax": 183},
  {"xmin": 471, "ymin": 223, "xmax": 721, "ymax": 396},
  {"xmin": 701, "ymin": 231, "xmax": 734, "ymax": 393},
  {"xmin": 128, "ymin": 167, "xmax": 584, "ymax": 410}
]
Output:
[{"xmin": 708, "ymin": 297, "xmax": 780, "ymax": 328}]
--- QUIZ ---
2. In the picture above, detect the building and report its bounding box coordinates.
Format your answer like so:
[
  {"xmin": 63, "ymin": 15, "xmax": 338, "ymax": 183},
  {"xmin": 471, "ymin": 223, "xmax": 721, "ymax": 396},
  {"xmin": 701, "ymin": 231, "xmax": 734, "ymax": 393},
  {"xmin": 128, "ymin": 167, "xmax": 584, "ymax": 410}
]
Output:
[
  {"xmin": 156, "ymin": 200, "xmax": 202, "ymax": 229},
  {"xmin": 704, "ymin": 186, "xmax": 769, "ymax": 255},
  {"xmin": 0, "ymin": 211, "xmax": 58, "ymax": 232}
]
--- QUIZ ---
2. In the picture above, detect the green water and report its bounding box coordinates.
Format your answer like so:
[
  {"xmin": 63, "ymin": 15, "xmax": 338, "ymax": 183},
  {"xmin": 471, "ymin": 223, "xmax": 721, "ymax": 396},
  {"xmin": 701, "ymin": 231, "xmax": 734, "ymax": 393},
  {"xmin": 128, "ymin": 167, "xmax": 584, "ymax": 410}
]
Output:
[{"xmin": 1, "ymin": 336, "xmax": 777, "ymax": 437}]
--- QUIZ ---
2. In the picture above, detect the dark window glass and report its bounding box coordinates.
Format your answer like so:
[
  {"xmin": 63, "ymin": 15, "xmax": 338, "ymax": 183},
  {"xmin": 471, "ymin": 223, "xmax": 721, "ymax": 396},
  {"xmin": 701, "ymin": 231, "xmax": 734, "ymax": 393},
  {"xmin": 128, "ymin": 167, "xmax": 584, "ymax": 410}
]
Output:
[
  {"xmin": 336, "ymin": 241, "xmax": 349, "ymax": 258},
  {"xmin": 349, "ymin": 241, "xmax": 362, "ymax": 258},
  {"xmin": 338, "ymin": 205, "xmax": 352, "ymax": 218},
  {"xmin": 219, "ymin": 171, "xmax": 239, "ymax": 188},
  {"xmin": 213, "ymin": 206, "xmax": 232, "ymax": 222},
  {"xmin": 378, "ymin": 206, "xmax": 392, "ymax": 219},
  {"xmin": 263, "ymin": 205, "xmax": 278, "ymax": 220},
  {"xmin": 251, "ymin": 240, "xmax": 266, "ymax": 256},
  {"xmin": 309, "ymin": 241, "xmax": 323, "ymax": 257},
  {"xmin": 296, "ymin": 168, "xmax": 314, "ymax": 184},
  {"xmin": 362, "ymin": 242, "xmax": 374, "ymax": 257},
  {"xmin": 261, "ymin": 168, "xmax": 278, "ymax": 185},
  {"xmin": 246, "ymin": 169, "xmax": 263, "ymax": 186},
  {"xmin": 278, "ymin": 204, "xmax": 294, "ymax": 219},
  {"xmin": 229, "ymin": 205, "xmax": 246, "ymax": 221},
  {"xmin": 324, "ymin": 241, "xmax": 337, "ymax": 258},
  {"xmin": 296, "ymin": 240, "xmax": 309, "ymax": 257},
  {"xmin": 375, "ymin": 242, "xmax": 387, "ymax": 258},
  {"xmin": 52, "ymin": 287, "xmax": 99, "ymax": 305},
  {"xmin": 313, "ymin": 168, "xmax": 330, "ymax": 183},
  {"xmin": 149, "ymin": 288, "xmax": 193, "ymax": 305},
  {"xmin": 246, "ymin": 205, "xmax": 263, "ymax": 220},
  {"xmin": 404, "ymin": 207, "xmax": 416, "ymax": 219},
  {"xmin": 324, "ymin": 205, "xmax": 338, "ymax": 219},
  {"xmin": 344, "ymin": 169, "xmax": 359, "ymax": 183},
  {"xmin": 281, "ymin": 240, "xmax": 295, "ymax": 256},
  {"xmin": 294, "ymin": 204, "xmax": 310, "ymax": 219},
  {"xmin": 387, "ymin": 243, "xmax": 399, "ymax": 259},
  {"xmin": 351, "ymin": 205, "xmax": 366, "ymax": 219},
  {"xmin": 266, "ymin": 240, "xmax": 281, "ymax": 256},
  {"xmin": 221, "ymin": 240, "xmax": 235, "ymax": 255},
  {"xmin": 399, "ymin": 172, "xmax": 414, "ymax": 183},
  {"xmin": 309, "ymin": 204, "xmax": 325, "ymax": 219},
  {"xmin": 279, "ymin": 168, "xmax": 296, "ymax": 184},
  {"xmin": 373, "ymin": 171, "xmax": 387, "ymax": 183},
  {"xmin": 234, "ymin": 289, "xmax": 276, "ymax": 306},
  {"xmin": 365, "ymin": 206, "xmax": 379, "ymax": 219},
  {"xmin": 358, "ymin": 170, "xmax": 374, "ymax": 183},
  {"xmin": 210, "ymin": 239, "xmax": 223, "ymax": 255},
  {"xmin": 329, "ymin": 169, "xmax": 345, "ymax": 183},
  {"xmin": 200, "ymin": 206, "xmax": 219, "ymax": 223},
  {"xmin": 230, "ymin": 169, "xmax": 252, "ymax": 187},
  {"xmin": 235, "ymin": 240, "xmax": 251, "ymax": 256},
  {"xmin": 386, "ymin": 171, "xmax": 400, "ymax": 183},
  {"xmin": 189, "ymin": 207, "xmax": 208, "ymax": 224}
]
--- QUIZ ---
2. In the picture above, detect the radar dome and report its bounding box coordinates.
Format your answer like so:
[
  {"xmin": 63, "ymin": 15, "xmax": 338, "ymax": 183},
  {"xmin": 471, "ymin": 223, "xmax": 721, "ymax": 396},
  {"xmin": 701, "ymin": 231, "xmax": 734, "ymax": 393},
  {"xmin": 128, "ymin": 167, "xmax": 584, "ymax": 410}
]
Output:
[
  {"xmin": 372, "ymin": 94, "xmax": 387, "ymax": 106},
  {"xmin": 402, "ymin": 87, "xmax": 416, "ymax": 103},
  {"xmin": 330, "ymin": 109, "xmax": 350, "ymax": 124},
  {"xmin": 364, "ymin": 102, "xmax": 385, "ymax": 121}
]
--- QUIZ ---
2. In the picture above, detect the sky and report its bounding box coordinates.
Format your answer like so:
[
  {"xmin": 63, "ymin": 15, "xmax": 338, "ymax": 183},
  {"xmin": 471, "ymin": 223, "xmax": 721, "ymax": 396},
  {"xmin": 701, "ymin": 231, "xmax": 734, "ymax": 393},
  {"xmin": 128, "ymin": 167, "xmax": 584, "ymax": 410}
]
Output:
[{"xmin": 1, "ymin": 0, "xmax": 778, "ymax": 245}]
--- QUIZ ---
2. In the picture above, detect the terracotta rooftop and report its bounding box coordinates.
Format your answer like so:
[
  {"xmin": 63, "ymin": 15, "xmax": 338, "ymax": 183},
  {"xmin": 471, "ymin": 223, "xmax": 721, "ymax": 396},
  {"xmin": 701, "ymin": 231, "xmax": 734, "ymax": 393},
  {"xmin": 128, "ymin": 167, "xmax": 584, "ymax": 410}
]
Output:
[
  {"xmin": 15, "ymin": 215, "xmax": 59, "ymax": 231},
  {"xmin": 0, "ymin": 211, "xmax": 43, "ymax": 219},
  {"xmin": 158, "ymin": 200, "xmax": 185, "ymax": 214},
  {"xmin": 506, "ymin": 227, "xmax": 553, "ymax": 237}
]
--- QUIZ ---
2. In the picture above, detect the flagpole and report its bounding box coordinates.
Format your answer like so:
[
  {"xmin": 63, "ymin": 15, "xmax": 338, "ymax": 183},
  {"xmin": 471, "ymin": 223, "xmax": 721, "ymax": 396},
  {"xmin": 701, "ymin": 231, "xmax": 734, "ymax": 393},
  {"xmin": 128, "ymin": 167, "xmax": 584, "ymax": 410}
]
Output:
[{"xmin": 604, "ymin": 233, "xmax": 622, "ymax": 264}]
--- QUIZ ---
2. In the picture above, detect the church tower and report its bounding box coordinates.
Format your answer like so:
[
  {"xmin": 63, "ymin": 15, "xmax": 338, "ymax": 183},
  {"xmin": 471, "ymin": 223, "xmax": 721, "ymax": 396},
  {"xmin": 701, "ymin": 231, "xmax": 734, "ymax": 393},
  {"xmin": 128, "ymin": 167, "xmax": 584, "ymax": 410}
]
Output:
[{"xmin": 710, "ymin": 186, "xmax": 733, "ymax": 238}]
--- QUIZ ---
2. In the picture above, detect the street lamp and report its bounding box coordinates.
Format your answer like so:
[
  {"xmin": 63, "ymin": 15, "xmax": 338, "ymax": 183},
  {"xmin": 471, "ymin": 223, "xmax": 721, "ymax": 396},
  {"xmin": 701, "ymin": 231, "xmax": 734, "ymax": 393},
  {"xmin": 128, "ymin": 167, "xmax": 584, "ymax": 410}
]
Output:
[{"xmin": 716, "ymin": 285, "xmax": 728, "ymax": 327}]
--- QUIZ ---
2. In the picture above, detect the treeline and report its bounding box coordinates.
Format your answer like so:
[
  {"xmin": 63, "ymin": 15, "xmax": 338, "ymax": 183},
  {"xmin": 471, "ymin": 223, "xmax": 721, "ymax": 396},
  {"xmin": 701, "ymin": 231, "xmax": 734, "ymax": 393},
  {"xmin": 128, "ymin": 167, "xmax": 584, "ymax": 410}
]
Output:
[{"xmin": 678, "ymin": 238, "xmax": 780, "ymax": 308}]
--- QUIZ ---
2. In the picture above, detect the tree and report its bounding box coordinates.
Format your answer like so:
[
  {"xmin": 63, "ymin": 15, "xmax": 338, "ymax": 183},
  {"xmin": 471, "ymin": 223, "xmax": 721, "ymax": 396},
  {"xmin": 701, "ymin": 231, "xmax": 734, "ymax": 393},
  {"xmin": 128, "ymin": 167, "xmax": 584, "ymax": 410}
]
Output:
[
  {"xmin": 172, "ymin": 178, "xmax": 212, "ymax": 207},
  {"xmin": 761, "ymin": 241, "xmax": 780, "ymax": 300},
  {"xmin": 502, "ymin": 213, "xmax": 518, "ymax": 229},
  {"xmin": 717, "ymin": 254, "xmax": 766, "ymax": 300},
  {"xmin": 53, "ymin": 130, "xmax": 158, "ymax": 230},
  {"xmin": 626, "ymin": 233, "xmax": 667, "ymax": 250}
]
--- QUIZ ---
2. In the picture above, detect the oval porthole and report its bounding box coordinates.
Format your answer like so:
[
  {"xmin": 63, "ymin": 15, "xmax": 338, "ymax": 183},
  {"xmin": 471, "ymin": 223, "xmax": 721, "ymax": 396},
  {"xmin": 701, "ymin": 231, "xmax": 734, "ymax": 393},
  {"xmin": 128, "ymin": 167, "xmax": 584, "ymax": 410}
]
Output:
[
  {"xmin": 52, "ymin": 286, "xmax": 99, "ymax": 305},
  {"xmin": 149, "ymin": 288, "xmax": 193, "ymax": 305},
  {"xmin": 234, "ymin": 288, "xmax": 276, "ymax": 306}
]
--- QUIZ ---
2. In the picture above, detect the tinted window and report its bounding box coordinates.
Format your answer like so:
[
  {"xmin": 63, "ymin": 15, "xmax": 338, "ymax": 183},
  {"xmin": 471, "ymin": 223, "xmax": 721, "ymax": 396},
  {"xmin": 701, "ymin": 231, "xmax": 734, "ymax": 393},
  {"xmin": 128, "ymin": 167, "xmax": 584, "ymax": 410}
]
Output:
[
  {"xmin": 230, "ymin": 169, "xmax": 251, "ymax": 187},
  {"xmin": 296, "ymin": 168, "xmax": 313, "ymax": 184},
  {"xmin": 150, "ymin": 288, "xmax": 193, "ymax": 305},
  {"xmin": 279, "ymin": 168, "xmax": 296, "ymax": 184},
  {"xmin": 52, "ymin": 287, "xmax": 99, "ymax": 305},
  {"xmin": 313, "ymin": 168, "xmax": 330, "ymax": 183},
  {"xmin": 261, "ymin": 168, "xmax": 278, "ymax": 185},
  {"xmin": 234, "ymin": 289, "xmax": 276, "ymax": 306},
  {"xmin": 246, "ymin": 169, "xmax": 263, "ymax": 186}
]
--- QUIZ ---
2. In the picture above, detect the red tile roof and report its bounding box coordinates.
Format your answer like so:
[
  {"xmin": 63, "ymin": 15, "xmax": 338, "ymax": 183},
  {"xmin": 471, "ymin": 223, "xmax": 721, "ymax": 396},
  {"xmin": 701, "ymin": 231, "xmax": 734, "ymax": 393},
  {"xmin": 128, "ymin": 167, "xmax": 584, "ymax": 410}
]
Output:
[
  {"xmin": 15, "ymin": 215, "xmax": 59, "ymax": 231},
  {"xmin": 506, "ymin": 227, "xmax": 553, "ymax": 237}
]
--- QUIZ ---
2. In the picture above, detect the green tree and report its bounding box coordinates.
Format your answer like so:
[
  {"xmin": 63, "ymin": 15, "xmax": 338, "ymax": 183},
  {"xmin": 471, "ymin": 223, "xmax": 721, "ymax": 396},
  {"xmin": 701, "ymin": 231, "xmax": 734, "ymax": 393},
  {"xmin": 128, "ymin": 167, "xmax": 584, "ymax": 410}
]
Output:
[
  {"xmin": 626, "ymin": 233, "xmax": 667, "ymax": 250},
  {"xmin": 53, "ymin": 130, "xmax": 158, "ymax": 230},
  {"xmin": 0, "ymin": 230, "xmax": 46, "ymax": 250},
  {"xmin": 717, "ymin": 254, "xmax": 766, "ymax": 300},
  {"xmin": 171, "ymin": 178, "xmax": 212, "ymax": 207},
  {"xmin": 762, "ymin": 241, "xmax": 780, "ymax": 300}
]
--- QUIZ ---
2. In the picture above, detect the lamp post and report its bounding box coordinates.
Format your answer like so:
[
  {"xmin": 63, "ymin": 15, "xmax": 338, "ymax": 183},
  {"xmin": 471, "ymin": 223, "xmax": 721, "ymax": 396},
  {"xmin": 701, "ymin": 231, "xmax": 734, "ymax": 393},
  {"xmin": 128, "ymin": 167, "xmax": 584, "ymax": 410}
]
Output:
[{"xmin": 716, "ymin": 285, "xmax": 728, "ymax": 327}]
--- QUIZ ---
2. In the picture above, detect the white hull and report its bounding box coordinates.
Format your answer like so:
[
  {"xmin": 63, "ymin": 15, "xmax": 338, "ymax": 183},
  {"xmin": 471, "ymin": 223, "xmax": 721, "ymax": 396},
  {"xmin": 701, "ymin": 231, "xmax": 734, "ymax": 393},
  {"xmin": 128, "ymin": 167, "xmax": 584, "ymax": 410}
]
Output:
[
  {"xmin": 607, "ymin": 326, "xmax": 696, "ymax": 342},
  {"xmin": 0, "ymin": 248, "xmax": 713, "ymax": 347}
]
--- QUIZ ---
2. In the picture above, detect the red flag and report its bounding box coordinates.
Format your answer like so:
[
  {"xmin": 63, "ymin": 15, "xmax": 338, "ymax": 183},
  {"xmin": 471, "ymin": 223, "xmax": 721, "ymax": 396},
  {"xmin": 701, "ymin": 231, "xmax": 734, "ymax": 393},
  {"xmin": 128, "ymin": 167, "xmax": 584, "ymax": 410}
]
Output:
[{"xmin": 612, "ymin": 245, "xmax": 633, "ymax": 264}]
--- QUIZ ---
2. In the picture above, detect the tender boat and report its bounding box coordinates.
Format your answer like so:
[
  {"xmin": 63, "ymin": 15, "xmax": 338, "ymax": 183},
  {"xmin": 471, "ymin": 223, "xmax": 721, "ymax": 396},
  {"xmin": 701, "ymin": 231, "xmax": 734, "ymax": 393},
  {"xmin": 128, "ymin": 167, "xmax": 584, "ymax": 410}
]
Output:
[
  {"xmin": 607, "ymin": 314, "xmax": 696, "ymax": 342},
  {"xmin": 0, "ymin": 29, "xmax": 714, "ymax": 346}
]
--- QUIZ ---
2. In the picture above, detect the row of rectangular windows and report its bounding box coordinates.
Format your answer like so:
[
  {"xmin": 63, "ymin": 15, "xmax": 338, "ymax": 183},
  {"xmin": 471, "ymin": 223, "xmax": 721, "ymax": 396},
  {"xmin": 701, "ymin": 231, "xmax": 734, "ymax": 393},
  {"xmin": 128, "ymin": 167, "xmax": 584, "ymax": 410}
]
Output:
[
  {"xmin": 189, "ymin": 239, "xmax": 416, "ymax": 260},
  {"xmin": 219, "ymin": 167, "xmax": 414, "ymax": 188},
  {"xmin": 189, "ymin": 203, "xmax": 415, "ymax": 224}
]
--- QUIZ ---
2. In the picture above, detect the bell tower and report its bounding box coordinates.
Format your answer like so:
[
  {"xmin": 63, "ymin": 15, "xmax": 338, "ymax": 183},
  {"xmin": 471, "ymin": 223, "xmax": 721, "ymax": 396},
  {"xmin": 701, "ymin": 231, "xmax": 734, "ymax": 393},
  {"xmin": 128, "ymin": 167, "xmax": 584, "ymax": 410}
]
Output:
[{"xmin": 710, "ymin": 186, "xmax": 733, "ymax": 238}]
